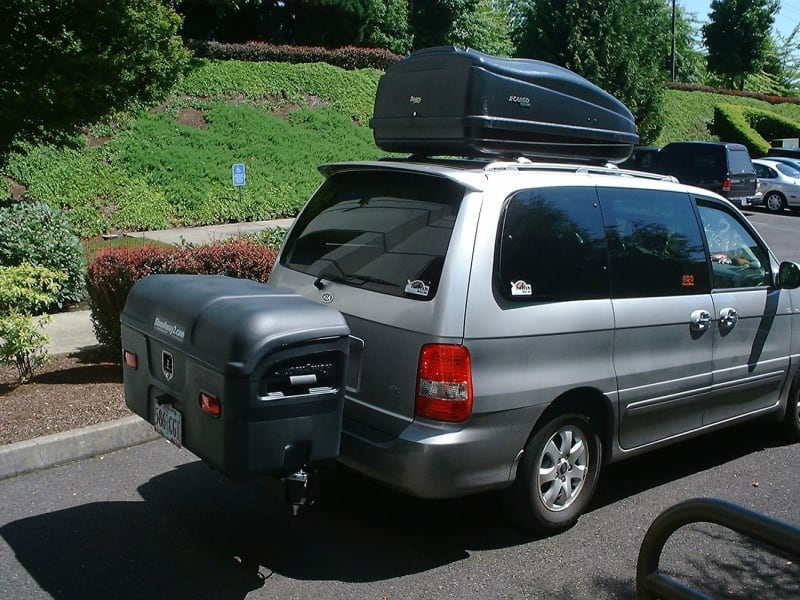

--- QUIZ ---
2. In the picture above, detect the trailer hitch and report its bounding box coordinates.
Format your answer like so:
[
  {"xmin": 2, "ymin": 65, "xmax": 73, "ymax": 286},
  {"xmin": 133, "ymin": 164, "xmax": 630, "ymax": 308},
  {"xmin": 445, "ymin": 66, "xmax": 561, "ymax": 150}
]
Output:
[{"xmin": 282, "ymin": 468, "xmax": 318, "ymax": 516}]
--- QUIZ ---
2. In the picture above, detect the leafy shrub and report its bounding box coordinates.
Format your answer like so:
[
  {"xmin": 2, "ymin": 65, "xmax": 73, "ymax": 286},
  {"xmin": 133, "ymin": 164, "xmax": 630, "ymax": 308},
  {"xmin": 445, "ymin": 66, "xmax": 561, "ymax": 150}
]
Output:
[
  {"xmin": 86, "ymin": 240, "xmax": 278, "ymax": 352},
  {"xmin": 0, "ymin": 264, "xmax": 66, "ymax": 315},
  {"xmin": 241, "ymin": 226, "xmax": 288, "ymax": 252},
  {"xmin": 0, "ymin": 313, "xmax": 51, "ymax": 383},
  {"xmin": 0, "ymin": 202, "xmax": 85, "ymax": 306}
]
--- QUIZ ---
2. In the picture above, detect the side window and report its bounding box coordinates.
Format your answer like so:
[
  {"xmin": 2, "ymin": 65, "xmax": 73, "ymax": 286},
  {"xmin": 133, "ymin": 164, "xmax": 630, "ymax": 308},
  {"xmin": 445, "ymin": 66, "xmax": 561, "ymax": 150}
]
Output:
[
  {"xmin": 496, "ymin": 187, "xmax": 609, "ymax": 302},
  {"xmin": 696, "ymin": 202, "xmax": 770, "ymax": 289},
  {"xmin": 754, "ymin": 163, "xmax": 776, "ymax": 179},
  {"xmin": 599, "ymin": 188, "xmax": 710, "ymax": 298}
]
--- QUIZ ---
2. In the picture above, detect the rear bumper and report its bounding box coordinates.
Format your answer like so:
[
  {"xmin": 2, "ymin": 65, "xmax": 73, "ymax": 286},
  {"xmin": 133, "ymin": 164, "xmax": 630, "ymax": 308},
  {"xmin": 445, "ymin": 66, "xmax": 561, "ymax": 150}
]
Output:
[
  {"xmin": 730, "ymin": 192, "xmax": 762, "ymax": 207},
  {"xmin": 337, "ymin": 406, "xmax": 544, "ymax": 498}
]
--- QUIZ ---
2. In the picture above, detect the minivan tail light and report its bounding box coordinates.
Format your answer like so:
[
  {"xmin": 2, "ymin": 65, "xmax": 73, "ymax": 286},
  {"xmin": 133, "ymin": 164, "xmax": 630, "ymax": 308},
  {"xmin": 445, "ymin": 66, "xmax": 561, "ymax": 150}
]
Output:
[
  {"xmin": 415, "ymin": 344, "xmax": 473, "ymax": 422},
  {"xmin": 722, "ymin": 177, "xmax": 731, "ymax": 192}
]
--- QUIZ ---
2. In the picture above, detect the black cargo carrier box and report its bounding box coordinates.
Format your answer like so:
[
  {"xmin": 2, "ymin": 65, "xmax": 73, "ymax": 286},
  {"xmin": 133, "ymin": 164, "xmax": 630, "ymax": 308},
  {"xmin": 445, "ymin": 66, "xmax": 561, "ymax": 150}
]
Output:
[
  {"xmin": 121, "ymin": 274, "xmax": 350, "ymax": 480},
  {"xmin": 371, "ymin": 46, "xmax": 638, "ymax": 164}
]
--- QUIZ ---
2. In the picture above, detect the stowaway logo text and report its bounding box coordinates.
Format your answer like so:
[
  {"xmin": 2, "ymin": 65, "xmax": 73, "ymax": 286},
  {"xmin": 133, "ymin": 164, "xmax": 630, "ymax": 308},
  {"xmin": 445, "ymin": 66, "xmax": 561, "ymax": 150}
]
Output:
[{"xmin": 153, "ymin": 316, "xmax": 186, "ymax": 341}]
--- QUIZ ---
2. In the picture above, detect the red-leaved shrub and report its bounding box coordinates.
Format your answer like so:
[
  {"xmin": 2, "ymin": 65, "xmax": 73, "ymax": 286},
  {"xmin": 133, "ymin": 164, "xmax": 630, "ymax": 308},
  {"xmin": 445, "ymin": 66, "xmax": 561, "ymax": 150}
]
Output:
[
  {"xmin": 186, "ymin": 40, "xmax": 402, "ymax": 70},
  {"xmin": 86, "ymin": 241, "xmax": 277, "ymax": 353}
]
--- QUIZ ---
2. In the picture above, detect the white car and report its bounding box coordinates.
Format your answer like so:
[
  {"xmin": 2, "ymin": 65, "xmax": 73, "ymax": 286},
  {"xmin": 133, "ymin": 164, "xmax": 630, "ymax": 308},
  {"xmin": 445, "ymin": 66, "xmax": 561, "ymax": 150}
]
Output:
[{"xmin": 752, "ymin": 158, "xmax": 800, "ymax": 213}]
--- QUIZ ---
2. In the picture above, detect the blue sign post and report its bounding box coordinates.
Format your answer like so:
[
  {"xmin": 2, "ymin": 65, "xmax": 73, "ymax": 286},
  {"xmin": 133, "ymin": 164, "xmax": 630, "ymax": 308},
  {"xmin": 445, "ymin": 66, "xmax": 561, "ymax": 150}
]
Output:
[
  {"xmin": 232, "ymin": 163, "xmax": 246, "ymax": 202},
  {"xmin": 232, "ymin": 163, "xmax": 246, "ymax": 187}
]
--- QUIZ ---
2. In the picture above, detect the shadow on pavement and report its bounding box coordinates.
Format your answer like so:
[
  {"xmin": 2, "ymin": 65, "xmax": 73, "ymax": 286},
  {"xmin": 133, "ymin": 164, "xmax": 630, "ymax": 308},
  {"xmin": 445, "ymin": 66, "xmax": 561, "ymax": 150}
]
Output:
[
  {"xmin": 0, "ymin": 458, "xmax": 534, "ymax": 598},
  {"xmin": 1, "ymin": 420, "xmax": 794, "ymax": 598}
]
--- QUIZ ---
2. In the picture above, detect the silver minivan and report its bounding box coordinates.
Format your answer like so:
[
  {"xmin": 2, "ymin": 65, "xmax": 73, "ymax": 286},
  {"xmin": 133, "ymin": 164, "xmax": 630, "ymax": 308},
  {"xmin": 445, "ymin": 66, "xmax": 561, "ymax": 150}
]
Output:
[{"xmin": 268, "ymin": 157, "xmax": 800, "ymax": 533}]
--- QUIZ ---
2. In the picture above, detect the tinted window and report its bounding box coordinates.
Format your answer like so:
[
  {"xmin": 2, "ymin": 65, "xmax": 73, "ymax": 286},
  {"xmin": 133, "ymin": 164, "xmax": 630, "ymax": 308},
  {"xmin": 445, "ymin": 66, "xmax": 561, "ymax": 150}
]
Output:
[
  {"xmin": 599, "ymin": 188, "xmax": 710, "ymax": 298},
  {"xmin": 657, "ymin": 145, "xmax": 724, "ymax": 180},
  {"xmin": 281, "ymin": 170, "xmax": 464, "ymax": 300},
  {"xmin": 728, "ymin": 148, "xmax": 755, "ymax": 174},
  {"xmin": 776, "ymin": 163, "xmax": 800, "ymax": 178},
  {"xmin": 696, "ymin": 202, "xmax": 770, "ymax": 289},
  {"xmin": 754, "ymin": 163, "xmax": 775, "ymax": 179},
  {"xmin": 497, "ymin": 187, "xmax": 609, "ymax": 302}
]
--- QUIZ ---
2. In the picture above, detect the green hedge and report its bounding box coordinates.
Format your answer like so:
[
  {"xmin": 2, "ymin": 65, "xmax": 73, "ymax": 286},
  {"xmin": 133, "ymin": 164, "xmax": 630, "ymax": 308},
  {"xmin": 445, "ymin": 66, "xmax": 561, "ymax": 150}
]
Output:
[{"xmin": 713, "ymin": 103, "xmax": 800, "ymax": 157}]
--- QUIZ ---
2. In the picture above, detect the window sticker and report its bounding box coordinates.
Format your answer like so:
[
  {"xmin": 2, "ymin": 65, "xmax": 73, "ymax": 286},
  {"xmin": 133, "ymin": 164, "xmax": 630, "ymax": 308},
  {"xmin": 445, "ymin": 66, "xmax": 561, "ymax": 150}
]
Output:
[
  {"xmin": 682, "ymin": 274, "xmax": 696, "ymax": 287},
  {"xmin": 405, "ymin": 279, "xmax": 431, "ymax": 297},
  {"xmin": 510, "ymin": 280, "xmax": 532, "ymax": 296}
]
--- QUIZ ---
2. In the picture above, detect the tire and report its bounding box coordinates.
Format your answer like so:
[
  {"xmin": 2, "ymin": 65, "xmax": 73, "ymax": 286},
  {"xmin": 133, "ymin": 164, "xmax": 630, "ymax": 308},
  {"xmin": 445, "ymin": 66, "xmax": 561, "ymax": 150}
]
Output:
[
  {"xmin": 764, "ymin": 191, "xmax": 786, "ymax": 213},
  {"xmin": 781, "ymin": 375, "xmax": 800, "ymax": 442},
  {"xmin": 502, "ymin": 412, "xmax": 602, "ymax": 534}
]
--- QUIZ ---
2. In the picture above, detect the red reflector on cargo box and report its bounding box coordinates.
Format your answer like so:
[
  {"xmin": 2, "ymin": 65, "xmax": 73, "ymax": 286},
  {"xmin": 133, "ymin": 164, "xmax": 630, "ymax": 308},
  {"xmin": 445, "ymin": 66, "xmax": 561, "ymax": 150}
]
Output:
[
  {"xmin": 124, "ymin": 350, "xmax": 138, "ymax": 369},
  {"xmin": 200, "ymin": 392, "xmax": 221, "ymax": 417}
]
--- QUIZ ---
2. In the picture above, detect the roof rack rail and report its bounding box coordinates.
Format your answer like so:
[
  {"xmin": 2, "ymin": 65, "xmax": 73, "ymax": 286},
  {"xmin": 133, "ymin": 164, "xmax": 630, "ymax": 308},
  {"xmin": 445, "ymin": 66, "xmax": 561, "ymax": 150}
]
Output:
[{"xmin": 483, "ymin": 159, "xmax": 678, "ymax": 182}]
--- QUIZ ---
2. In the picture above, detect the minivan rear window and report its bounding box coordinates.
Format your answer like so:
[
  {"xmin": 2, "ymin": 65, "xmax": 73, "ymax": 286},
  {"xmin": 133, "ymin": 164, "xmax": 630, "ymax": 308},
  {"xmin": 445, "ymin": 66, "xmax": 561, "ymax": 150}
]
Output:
[
  {"xmin": 728, "ymin": 148, "xmax": 754, "ymax": 174},
  {"xmin": 280, "ymin": 170, "xmax": 464, "ymax": 300}
]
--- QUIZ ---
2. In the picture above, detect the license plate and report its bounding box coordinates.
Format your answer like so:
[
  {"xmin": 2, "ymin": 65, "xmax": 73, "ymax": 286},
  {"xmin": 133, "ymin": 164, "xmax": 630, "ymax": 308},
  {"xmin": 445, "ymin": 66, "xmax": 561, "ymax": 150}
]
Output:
[{"xmin": 154, "ymin": 403, "xmax": 182, "ymax": 447}]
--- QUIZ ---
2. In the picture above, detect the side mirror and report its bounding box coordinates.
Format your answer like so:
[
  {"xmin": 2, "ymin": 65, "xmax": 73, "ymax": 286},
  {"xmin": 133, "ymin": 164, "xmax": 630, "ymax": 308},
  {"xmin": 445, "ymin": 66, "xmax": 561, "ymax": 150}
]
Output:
[{"xmin": 777, "ymin": 261, "xmax": 800, "ymax": 289}]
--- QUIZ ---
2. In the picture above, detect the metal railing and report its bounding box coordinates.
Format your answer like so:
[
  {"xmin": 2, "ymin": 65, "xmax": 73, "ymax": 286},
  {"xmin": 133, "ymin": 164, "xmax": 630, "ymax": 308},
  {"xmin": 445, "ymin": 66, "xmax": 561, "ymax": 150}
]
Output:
[{"xmin": 636, "ymin": 497, "xmax": 800, "ymax": 599}]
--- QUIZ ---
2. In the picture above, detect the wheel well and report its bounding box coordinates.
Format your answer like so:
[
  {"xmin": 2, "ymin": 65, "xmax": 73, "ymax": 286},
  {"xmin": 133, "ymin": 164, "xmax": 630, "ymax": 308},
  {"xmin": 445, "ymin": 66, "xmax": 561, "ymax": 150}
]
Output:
[
  {"xmin": 765, "ymin": 190, "xmax": 786, "ymax": 201},
  {"xmin": 531, "ymin": 388, "xmax": 613, "ymax": 462}
]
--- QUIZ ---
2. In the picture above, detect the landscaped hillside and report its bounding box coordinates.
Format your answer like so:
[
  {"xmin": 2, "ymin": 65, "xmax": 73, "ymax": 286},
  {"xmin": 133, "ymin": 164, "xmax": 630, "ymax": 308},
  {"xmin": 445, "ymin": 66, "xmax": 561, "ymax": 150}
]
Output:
[
  {"xmin": 656, "ymin": 89, "xmax": 800, "ymax": 146},
  {"xmin": 2, "ymin": 59, "xmax": 385, "ymax": 237},
  {"xmin": 3, "ymin": 58, "xmax": 800, "ymax": 238}
]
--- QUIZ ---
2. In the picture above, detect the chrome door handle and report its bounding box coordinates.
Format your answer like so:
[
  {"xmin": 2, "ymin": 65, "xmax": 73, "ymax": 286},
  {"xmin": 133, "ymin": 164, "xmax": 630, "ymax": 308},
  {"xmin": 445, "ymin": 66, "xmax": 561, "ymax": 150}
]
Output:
[
  {"xmin": 719, "ymin": 307, "xmax": 739, "ymax": 329},
  {"xmin": 690, "ymin": 309, "xmax": 712, "ymax": 332}
]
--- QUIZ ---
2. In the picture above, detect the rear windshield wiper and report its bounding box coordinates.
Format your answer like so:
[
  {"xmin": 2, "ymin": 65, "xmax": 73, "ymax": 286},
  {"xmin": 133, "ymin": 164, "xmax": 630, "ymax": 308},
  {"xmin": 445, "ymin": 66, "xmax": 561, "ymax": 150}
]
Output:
[{"xmin": 314, "ymin": 266, "xmax": 397, "ymax": 289}]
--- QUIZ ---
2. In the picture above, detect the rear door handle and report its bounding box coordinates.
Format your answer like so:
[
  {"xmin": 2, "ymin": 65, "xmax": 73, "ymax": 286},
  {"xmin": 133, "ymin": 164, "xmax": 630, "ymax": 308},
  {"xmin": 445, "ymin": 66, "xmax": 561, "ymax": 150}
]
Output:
[
  {"xmin": 719, "ymin": 307, "xmax": 739, "ymax": 329},
  {"xmin": 690, "ymin": 309, "xmax": 712, "ymax": 332}
]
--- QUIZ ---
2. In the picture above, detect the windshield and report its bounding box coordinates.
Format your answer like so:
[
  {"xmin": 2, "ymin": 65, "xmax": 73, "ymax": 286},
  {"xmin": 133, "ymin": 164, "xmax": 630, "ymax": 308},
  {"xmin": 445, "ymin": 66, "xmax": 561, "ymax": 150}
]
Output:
[{"xmin": 280, "ymin": 170, "xmax": 465, "ymax": 300}]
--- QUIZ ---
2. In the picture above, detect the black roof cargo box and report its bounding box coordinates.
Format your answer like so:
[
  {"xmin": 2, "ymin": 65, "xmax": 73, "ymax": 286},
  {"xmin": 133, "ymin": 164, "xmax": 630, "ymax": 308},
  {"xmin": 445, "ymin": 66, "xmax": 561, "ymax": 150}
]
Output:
[
  {"xmin": 121, "ymin": 274, "xmax": 350, "ymax": 479},
  {"xmin": 371, "ymin": 46, "xmax": 638, "ymax": 164}
]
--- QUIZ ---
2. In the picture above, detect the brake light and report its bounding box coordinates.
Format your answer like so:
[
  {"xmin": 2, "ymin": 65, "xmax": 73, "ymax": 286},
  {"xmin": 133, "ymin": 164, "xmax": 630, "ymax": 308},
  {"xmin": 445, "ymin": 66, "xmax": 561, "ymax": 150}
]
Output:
[
  {"xmin": 723, "ymin": 177, "xmax": 731, "ymax": 192},
  {"xmin": 415, "ymin": 344, "xmax": 473, "ymax": 422},
  {"xmin": 123, "ymin": 350, "xmax": 138, "ymax": 369},
  {"xmin": 200, "ymin": 392, "xmax": 221, "ymax": 417}
]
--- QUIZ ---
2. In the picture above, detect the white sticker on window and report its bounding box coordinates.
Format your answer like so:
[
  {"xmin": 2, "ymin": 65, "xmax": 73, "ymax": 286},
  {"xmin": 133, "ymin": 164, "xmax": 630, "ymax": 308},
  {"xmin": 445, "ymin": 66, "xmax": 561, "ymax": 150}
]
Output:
[
  {"xmin": 511, "ymin": 280, "xmax": 532, "ymax": 296},
  {"xmin": 405, "ymin": 279, "xmax": 430, "ymax": 297}
]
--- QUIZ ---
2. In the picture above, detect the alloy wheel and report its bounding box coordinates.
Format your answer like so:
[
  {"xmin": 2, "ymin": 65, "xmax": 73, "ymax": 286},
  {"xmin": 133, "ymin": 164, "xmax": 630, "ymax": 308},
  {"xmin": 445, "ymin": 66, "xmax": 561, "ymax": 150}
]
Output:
[{"xmin": 537, "ymin": 425, "xmax": 589, "ymax": 512}]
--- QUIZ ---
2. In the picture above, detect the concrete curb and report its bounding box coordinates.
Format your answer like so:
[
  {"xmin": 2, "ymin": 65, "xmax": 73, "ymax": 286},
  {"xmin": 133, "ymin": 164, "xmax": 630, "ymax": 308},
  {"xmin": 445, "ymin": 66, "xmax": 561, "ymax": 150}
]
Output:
[{"xmin": 0, "ymin": 416, "xmax": 160, "ymax": 481}]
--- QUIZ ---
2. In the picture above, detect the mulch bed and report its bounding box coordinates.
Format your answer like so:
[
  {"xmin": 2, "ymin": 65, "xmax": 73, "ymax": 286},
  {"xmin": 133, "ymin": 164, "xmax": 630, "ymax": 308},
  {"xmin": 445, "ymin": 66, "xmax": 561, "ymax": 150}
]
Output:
[{"xmin": 0, "ymin": 347, "xmax": 129, "ymax": 445}]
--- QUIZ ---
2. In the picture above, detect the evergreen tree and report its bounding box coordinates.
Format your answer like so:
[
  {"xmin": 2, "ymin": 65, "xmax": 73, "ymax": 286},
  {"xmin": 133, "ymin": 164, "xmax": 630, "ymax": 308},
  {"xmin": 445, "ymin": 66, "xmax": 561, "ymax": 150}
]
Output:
[
  {"xmin": 702, "ymin": 0, "xmax": 779, "ymax": 90},
  {"xmin": 516, "ymin": 0, "xmax": 671, "ymax": 144}
]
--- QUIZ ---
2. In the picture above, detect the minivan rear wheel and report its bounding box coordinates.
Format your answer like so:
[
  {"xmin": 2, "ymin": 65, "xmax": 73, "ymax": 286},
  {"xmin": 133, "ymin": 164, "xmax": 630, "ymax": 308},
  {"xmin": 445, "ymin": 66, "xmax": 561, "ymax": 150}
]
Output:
[
  {"xmin": 502, "ymin": 412, "xmax": 601, "ymax": 534},
  {"xmin": 764, "ymin": 191, "xmax": 786, "ymax": 213}
]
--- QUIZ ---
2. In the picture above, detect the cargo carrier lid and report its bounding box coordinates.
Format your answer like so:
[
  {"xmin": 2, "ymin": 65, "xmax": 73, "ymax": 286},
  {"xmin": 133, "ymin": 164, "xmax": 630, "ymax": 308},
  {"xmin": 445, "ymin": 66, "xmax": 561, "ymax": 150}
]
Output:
[{"xmin": 121, "ymin": 274, "xmax": 350, "ymax": 375}]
